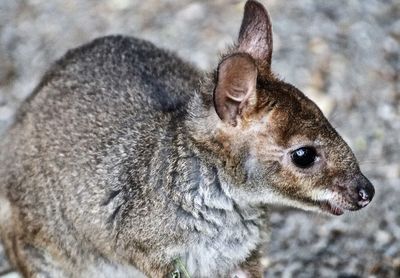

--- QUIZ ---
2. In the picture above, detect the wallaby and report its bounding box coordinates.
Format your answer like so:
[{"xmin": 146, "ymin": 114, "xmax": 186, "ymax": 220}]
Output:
[{"xmin": 0, "ymin": 1, "xmax": 374, "ymax": 277}]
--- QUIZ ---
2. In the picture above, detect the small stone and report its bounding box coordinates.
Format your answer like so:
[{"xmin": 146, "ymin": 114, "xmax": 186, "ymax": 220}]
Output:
[
  {"xmin": 0, "ymin": 272, "xmax": 21, "ymax": 278},
  {"xmin": 384, "ymin": 164, "xmax": 400, "ymax": 179},
  {"xmin": 375, "ymin": 230, "xmax": 392, "ymax": 246},
  {"xmin": 0, "ymin": 106, "xmax": 14, "ymax": 121},
  {"xmin": 177, "ymin": 2, "xmax": 206, "ymax": 22},
  {"xmin": 338, "ymin": 274, "xmax": 361, "ymax": 278},
  {"xmin": 392, "ymin": 257, "xmax": 400, "ymax": 268},
  {"xmin": 260, "ymin": 257, "xmax": 271, "ymax": 268},
  {"xmin": 319, "ymin": 267, "xmax": 337, "ymax": 277},
  {"xmin": 109, "ymin": 0, "xmax": 131, "ymax": 10},
  {"xmin": 354, "ymin": 137, "xmax": 367, "ymax": 152},
  {"xmin": 309, "ymin": 37, "xmax": 330, "ymax": 55}
]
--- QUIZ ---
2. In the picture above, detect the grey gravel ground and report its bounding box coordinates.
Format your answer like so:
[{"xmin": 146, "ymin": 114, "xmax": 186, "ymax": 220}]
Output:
[{"xmin": 0, "ymin": 0, "xmax": 399, "ymax": 277}]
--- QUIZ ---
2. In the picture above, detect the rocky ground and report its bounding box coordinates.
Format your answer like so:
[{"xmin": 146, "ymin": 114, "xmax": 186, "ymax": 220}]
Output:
[{"xmin": 0, "ymin": 0, "xmax": 399, "ymax": 277}]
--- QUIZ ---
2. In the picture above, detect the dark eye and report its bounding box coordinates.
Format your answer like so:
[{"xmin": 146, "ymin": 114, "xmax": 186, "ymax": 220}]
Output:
[{"xmin": 291, "ymin": 147, "xmax": 317, "ymax": 168}]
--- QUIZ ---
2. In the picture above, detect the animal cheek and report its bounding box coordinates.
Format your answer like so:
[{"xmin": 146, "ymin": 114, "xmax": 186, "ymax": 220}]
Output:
[{"xmin": 270, "ymin": 170, "xmax": 303, "ymax": 195}]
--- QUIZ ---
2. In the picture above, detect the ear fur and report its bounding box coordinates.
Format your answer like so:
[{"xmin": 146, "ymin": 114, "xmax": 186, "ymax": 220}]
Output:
[
  {"xmin": 213, "ymin": 1, "xmax": 274, "ymax": 126},
  {"xmin": 214, "ymin": 53, "xmax": 258, "ymax": 126},
  {"xmin": 238, "ymin": 0, "xmax": 273, "ymax": 71}
]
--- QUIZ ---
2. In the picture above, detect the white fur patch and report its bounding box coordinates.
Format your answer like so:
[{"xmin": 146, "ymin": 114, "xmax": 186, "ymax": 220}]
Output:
[
  {"xmin": 311, "ymin": 189, "xmax": 337, "ymax": 202},
  {"xmin": 311, "ymin": 188, "xmax": 350, "ymax": 210},
  {"xmin": 0, "ymin": 195, "xmax": 12, "ymax": 227},
  {"xmin": 183, "ymin": 231, "xmax": 259, "ymax": 277},
  {"xmin": 82, "ymin": 262, "xmax": 146, "ymax": 278},
  {"xmin": 230, "ymin": 268, "xmax": 249, "ymax": 278}
]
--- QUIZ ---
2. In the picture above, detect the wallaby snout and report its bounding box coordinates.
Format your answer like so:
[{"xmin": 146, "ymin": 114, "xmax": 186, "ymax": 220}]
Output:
[
  {"xmin": 354, "ymin": 174, "xmax": 375, "ymax": 208},
  {"xmin": 311, "ymin": 171, "xmax": 375, "ymax": 216}
]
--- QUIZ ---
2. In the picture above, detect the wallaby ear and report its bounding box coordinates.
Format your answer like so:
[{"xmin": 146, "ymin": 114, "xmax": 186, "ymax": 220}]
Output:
[
  {"xmin": 214, "ymin": 54, "xmax": 258, "ymax": 126},
  {"xmin": 238, "ymin": 0, "xmax": 273, "ymax": 70}
]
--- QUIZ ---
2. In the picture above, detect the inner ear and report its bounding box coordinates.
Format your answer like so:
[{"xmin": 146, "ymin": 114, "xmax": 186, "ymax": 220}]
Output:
[
  {"xmin": 214, "ymin": 53, "xmax": 258, "ymax": 126},
  {"xmin": 238, "ymin": 0, "xmax": 273, "ymax": 70}
]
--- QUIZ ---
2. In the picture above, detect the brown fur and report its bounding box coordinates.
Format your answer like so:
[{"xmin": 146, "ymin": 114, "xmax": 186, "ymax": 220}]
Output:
[{"xmin": 0, "ymin": 1, "xmax": 374, "ymax": 277}]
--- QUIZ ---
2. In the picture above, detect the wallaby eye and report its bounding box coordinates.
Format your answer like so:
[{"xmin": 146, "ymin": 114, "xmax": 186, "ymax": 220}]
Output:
[{"xmin": 291, "ymin": 147, "xmax": 317, "ymax": 168}]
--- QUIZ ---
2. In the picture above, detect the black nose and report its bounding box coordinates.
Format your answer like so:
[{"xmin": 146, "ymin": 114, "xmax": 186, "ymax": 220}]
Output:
[{"xmin": 356, "ymin": 174, "xmax": 375, "ymax": 208}]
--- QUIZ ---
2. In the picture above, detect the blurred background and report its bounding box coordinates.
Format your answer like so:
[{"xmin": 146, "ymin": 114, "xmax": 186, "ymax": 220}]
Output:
[{"xmin": 0, "ymin": 0, "xmax": 399, "ymax": 277}]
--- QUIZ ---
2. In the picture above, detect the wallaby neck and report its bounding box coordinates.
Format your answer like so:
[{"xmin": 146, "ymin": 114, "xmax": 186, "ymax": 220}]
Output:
[
  {"xmin": 162, "ymin": 138, "xmax": 267, "ymax": 277},
  {"xmin": 168, "ymin": 126, "xmax": 250, "ymax": 218}
]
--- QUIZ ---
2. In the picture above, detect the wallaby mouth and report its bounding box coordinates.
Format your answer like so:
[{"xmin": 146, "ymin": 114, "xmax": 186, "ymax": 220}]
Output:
[
  {"xmin": 315, "ymin": 174, "xmax": 375, "ymax": 216},
  {"xmin": 318, "ymin": 200, "xmax": 345, "ymax": 216}
]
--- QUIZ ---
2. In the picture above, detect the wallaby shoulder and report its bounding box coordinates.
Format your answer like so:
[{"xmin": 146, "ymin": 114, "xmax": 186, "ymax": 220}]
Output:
[{"xmin": 2, "ymin": 35, "xmax": 202, "ymax": 198}]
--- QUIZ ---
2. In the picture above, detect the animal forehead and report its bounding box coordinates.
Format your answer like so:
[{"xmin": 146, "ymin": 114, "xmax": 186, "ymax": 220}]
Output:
[
  {"xmin": 253, "ymin": 81, "xmax": 340, "ymax": 145},
  {"xmin": 257, "ymin": 80, "xmax": 322, "ymax": 117}
]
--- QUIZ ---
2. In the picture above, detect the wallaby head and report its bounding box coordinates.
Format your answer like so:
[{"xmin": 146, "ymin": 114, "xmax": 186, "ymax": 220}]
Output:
[{"xmin": 193, "ymin": 0, "xmax": 374, "ymax": 216}]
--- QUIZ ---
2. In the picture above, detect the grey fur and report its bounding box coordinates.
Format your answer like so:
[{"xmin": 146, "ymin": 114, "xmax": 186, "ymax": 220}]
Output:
[
  {"xmin": 0, "ymin": 35, "xmax": 267, "ymax": 277},
  {"xmin": 0, "ymin": 1, "xmax": 373, "ymax": 277}
]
